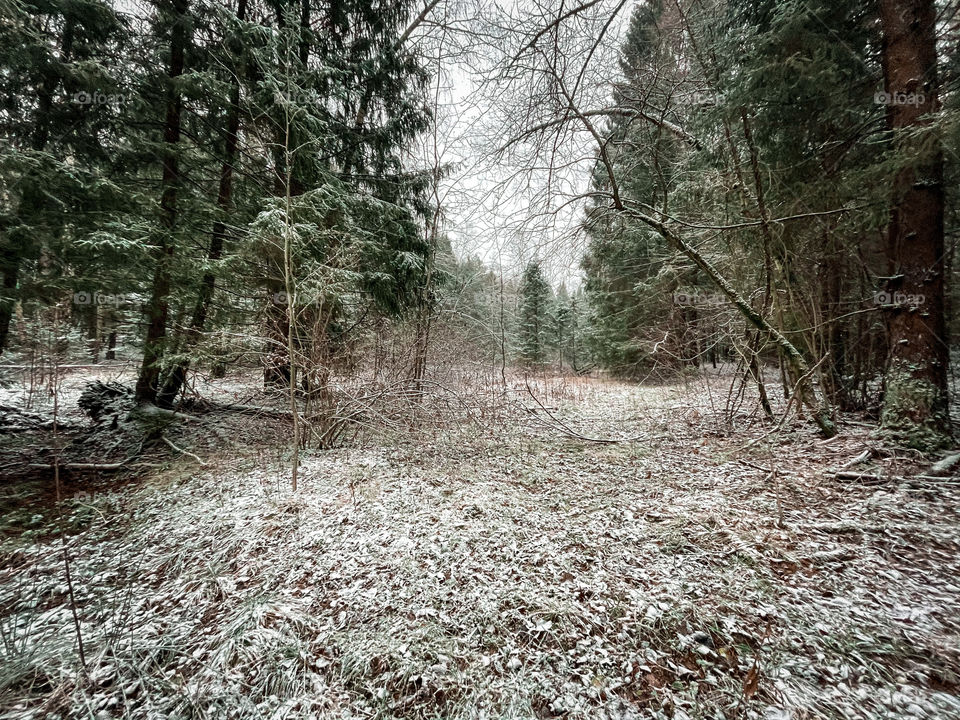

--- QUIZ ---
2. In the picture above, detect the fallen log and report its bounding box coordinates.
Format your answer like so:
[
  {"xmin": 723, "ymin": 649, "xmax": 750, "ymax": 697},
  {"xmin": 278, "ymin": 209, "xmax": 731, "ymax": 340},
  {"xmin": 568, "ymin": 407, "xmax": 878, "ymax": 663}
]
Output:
[
  {"xmin": 834, "ymin": 470, "xmax": 889, "ymax": 484},
  {"xmin": 28, "ymin": 458, "xmax": 134, "ymax": 472},
  {"xmin": 200, "ymin": 402, "xmax": 292, "ymax": 418}
]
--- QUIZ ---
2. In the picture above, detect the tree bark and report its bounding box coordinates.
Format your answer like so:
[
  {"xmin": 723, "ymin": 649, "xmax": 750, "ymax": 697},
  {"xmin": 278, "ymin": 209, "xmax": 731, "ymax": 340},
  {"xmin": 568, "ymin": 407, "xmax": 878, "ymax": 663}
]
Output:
[
  {"xmin": 0, "ymin": 252, "xmax": 19, "ymax": 354},
  {"xmin": 157, "ymin": 0, "xmax": 246, "ymax": 408},
  {"xmin": 136, "ymin": 0, "xmax": 189, "ymax": 404},
  {"xmin": 878, "ymin": 0, "xmax": 951, "ymax": 448},
  {"xmin": 409, "ymin": 302, "xmax": 433, "ymax": 391}
]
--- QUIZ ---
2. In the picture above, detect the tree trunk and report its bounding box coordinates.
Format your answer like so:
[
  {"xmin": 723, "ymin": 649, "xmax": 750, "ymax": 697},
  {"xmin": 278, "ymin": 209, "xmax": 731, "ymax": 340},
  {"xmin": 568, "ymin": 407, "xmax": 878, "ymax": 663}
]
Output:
[
  {"xmin": 136, "ymin": 0, "xmax": 188, "ymax": 404},
  {"xmin": 1, "ymin": 18, "xmax": 75, "ymax": 354},
  {"xmin": 409, "ymin": 303, "xmax": 432, "ymax": 391},
  {"xmin": 157, "ymin": 0, "xmax": 246, "ymax": 408},
  {"xmin": 877, "ymin": 0, "xmax": 951, "ymax": 448},
  {"xmin": 0, "ymin": 253, "xmax": 19, "ymax": 354},
  {"xmin": 89, "ymin": 305, "xmax": 101, "ymax": 363},
  {"xmin": 746, "ymin": 331, "xmax": 774, "ymax": 420},
  {"xmin": 263, "ymin": 1, "xmax": 310, "ymax": 388},
  {"xmin": 822, "ymin": 227, "xmax": 850, "ymax": 408}
]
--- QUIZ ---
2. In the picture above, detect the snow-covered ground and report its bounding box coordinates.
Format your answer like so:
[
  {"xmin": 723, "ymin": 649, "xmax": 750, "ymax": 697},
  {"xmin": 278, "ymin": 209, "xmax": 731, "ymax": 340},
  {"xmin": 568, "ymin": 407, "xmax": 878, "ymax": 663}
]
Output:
[{"xmin": 1, "ymin": 374, "xmax": 958, "ymax": 719}]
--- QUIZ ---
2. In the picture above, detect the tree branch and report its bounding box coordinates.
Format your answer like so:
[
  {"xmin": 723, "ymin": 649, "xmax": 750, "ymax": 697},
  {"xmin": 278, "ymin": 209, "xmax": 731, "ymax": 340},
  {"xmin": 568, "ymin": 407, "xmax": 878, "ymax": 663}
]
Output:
[{"xmin": 499, "ymin": 107, "xmax": 703, "ymax": 153}]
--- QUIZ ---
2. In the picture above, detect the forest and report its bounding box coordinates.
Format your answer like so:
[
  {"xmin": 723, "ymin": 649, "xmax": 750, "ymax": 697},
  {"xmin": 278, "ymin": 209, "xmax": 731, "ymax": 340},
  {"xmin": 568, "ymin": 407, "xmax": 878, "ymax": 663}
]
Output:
[{"xmin": 1, "ymin": 0, "xmax": 959, "ymax": 717}]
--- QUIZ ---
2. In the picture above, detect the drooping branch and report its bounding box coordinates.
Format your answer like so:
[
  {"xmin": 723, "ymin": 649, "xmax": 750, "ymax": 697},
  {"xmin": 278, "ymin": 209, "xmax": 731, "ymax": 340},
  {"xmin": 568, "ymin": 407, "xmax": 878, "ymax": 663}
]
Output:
[
  {"xmin": 487, "ymin": 0, "xmax": 836, "ymax": 438},
  {"xmin": 619, "ymin": 201, "xmax": 837, "ymax": 437},
  {"xmin": 398, "ymin": 0, "xmax": 442, "ymax": 46},
  {"xmin": 354, "ymin": 0, "xmax": 443, "ymax": 131}
]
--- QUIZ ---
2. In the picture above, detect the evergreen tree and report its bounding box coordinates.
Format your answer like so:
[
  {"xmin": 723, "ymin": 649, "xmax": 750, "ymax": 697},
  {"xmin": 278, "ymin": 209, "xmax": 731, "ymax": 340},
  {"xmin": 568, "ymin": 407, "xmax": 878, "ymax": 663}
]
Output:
[
  {"xmin": 0, "ymin": 0, "xmax": 126, "ymax": 353},
  {"xmin": 245, "ymin": 0, "xmax": 435, "ymax": 394},
  {"xmin": 580, "ymin": 0, "xmax": 709, "ymax": 377},
  {"xmin": 155, "ymin": 0, "xmax": 252, "ymax": 406},
  {"xmin": 134, "ymin": 0, "xmax": 194, "ymax": 403},
  {"xmin": 518, "ymin": 261, "xmax": 552, "ymax": 366},
  {"xmin": 553, "ymin": 284, "xmax": 571, "ymax": 370},
  {"xmin": 877, "ymin": 0, "xmax": 951, "ymax": 448}
]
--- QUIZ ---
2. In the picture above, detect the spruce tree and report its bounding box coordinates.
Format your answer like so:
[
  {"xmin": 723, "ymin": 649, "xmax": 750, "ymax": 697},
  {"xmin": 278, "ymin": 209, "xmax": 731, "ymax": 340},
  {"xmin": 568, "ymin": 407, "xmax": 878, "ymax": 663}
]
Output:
[
  {"xmin": 518, "ymin": 261, "xmax": 552, "ymax": 366},
  {"xmin": 877, "ymin": 0, "xmax": 951, "ymax": 448},
  {"xmin": 0, "ymin": 0, "xmax": 125, "ymax": 353},
  {"xmin": 245, "ymin": 0, "xmax": 435, "ymax": 395}
]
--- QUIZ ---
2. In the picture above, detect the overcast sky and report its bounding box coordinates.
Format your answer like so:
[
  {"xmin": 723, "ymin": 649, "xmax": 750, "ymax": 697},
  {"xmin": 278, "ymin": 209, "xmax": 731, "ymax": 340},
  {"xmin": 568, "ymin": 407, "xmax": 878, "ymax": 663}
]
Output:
[{"xmin": 412, "ymin": 0, "xmax": 636, "ymax": 289}]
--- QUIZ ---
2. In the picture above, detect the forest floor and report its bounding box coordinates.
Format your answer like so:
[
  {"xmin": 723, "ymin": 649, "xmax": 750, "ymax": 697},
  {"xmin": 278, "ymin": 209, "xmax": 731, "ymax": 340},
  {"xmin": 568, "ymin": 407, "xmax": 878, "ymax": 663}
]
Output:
[{"xmin": 1, "ymin": 368, "xmax": 959, "ymax": 719}]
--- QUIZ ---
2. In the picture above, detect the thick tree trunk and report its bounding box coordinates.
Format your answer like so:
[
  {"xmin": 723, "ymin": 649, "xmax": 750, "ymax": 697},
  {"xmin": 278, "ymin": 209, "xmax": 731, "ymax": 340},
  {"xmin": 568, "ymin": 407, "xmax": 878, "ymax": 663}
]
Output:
[
  {"xmin": 135, "ymin": 0, "xmax": 188, "ymax": 404},
  {"xmin": 157, "ymin": 0, "xmax": 246, "ymax": 408},
  {"xmin": 878, "ymin": 0, "xmax": 951, "ymax": 448}
]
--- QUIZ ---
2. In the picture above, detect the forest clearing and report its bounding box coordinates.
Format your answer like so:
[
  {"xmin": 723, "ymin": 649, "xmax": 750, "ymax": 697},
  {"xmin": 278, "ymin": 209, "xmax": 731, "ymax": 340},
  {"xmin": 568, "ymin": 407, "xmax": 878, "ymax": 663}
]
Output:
[
  {"xmin": 2, "ymin": 366, "xmax": 959, "ymax": 719},
  {"xmin": 3, "ymin": 0, "xmax": 960, "ymax": 716}
]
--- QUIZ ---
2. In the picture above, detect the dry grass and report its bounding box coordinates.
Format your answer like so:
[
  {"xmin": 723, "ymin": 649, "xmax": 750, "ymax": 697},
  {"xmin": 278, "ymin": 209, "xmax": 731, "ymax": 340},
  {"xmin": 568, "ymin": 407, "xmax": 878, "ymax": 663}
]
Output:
[{"xmin": 1, "ymin": 372, "xmax": 958, "ymax": 719}]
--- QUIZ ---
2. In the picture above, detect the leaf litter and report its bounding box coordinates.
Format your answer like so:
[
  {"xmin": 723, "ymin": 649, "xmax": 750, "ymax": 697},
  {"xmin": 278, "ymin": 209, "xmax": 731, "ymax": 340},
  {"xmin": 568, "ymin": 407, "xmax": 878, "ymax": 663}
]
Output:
[{"xmin": 1, "ymin": 374, "xmax": 958, "ymax": 719}]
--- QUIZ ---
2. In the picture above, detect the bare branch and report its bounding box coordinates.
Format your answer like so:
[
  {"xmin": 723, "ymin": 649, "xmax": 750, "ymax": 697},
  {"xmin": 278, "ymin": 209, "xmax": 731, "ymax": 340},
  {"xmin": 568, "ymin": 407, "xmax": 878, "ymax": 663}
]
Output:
[{"xmin": 498, "ymin": 107, "xmax": 703, "ymax": 153}]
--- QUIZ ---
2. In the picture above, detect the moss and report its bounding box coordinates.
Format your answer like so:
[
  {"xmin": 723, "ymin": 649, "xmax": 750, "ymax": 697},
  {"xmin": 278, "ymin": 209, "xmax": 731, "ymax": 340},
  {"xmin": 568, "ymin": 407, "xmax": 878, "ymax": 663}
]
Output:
[
  {"xmin": 812, "ymin": 406, "xmax": 838, "ymax": 438},
  {"xmin": 881, "ymin": 364, "xmax": 952, "ymax": 451}
]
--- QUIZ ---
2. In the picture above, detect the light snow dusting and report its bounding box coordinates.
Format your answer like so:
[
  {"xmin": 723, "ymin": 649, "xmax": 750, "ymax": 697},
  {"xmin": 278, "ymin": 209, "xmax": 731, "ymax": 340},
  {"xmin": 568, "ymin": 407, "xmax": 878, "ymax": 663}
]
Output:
[{"xmin": 1, "ymin": 377, "xmax": 959, "ymax": 719}]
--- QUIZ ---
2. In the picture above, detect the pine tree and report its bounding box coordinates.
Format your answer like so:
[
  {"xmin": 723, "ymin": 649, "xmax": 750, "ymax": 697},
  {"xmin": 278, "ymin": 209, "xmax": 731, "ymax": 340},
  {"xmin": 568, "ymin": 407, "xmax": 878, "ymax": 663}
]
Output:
[
  {"xmin": 134, "ymin": 0, "xmax": 192, "ymax": 404},
  {"xmin": 580, "ymin": 1, "xmax": 707, "ymax": 377},
  {"xmin": 155, "ymin": 0, "xmax": 251, "ymax": 407},
  {"xmin": 245, "ymin": 0, "xmax": 434, "ymax": 394},
  {"xmin": 553, "ymin": 284, "xmax": 571, "ymax": 370}
]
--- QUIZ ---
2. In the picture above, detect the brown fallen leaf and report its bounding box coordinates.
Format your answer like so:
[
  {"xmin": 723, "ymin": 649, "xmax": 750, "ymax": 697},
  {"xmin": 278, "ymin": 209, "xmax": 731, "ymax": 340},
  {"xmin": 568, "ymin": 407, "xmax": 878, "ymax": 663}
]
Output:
[{"xmin": 743, "ymin": 662, "xmax": 760, "ymax": 699}]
